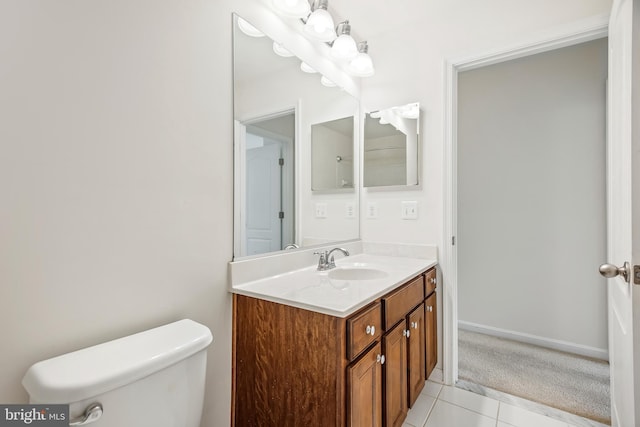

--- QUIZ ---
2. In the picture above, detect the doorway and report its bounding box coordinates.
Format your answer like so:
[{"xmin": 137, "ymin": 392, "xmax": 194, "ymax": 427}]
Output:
[{"xmin": 442, "ymin": 25, "xmax": 612, "ymax": 425}]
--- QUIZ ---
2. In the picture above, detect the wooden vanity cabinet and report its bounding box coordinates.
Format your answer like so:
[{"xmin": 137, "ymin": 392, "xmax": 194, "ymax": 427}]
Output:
[{"xmin": 232, "ymin": 267, "xmax": 438, "ymax": 427}]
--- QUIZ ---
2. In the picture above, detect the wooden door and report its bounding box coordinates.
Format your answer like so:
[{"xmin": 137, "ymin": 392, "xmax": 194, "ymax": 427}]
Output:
[
  {"xmin": 348, "ymin": 342, "xmax": 383, "ymax": 427},
  {"xmin": 425, "ymin": 292, "xmax": 437, "ymax": 378},
  {"xmin": 407, "ymin": 303, "xmax": 426, "ymax": 407},
  {"xmin": 383, "ymin": 322, "xmax": 408, "ymax": 427}
]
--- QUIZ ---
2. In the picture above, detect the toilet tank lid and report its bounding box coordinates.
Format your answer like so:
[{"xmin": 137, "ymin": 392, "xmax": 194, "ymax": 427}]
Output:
[{"xmin": 22, "ymin": 319, "xmax": 213, "ymax": 403}]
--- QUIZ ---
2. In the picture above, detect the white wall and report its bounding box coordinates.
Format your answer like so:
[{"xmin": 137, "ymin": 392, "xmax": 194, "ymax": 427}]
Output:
[
  {"xmin": 457, "ymin": 39, "xmax": 608, "ymax": 353},
  {"xmin": 0, "ymin": 1, "xmax": 237, "ymax": 425},
  {"xmin": 0, "ymin": 0, "xmax": 613, "ymax": 426}
]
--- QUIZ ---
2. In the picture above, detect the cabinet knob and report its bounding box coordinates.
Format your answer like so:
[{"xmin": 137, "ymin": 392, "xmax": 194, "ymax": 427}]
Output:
[
  {"xmin": 376, "ymin": 354, "xmax": 386, "ymax": 365},
  {"xmin": 427, "ymin": 306, "xmax": 433, "ymax": 312},
  {"xmin": 403, "ymin": 329, "xmax": 411, "ymax": 338},
  {"xmin": 366, "ymin": 325, "xmax": 376, "ymax": 336},
  {"xmin": 411, "ymin": 321, "xmax": 418, "ymax": 329},
  {"xmin": 430, "ymin": 277, "xmax": 437, "ymax": 285}
]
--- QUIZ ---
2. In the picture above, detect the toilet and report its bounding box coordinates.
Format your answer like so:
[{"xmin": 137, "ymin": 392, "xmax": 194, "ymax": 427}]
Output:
[{"xmin": 22, "ymin": 319, "xmax": 213, "ymax": 427}]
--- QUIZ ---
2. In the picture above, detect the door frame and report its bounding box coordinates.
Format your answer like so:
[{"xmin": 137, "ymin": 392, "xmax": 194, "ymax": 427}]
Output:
[{"xmin": 441, "ymin": 15, "xmax": 609, "ymax": 385}]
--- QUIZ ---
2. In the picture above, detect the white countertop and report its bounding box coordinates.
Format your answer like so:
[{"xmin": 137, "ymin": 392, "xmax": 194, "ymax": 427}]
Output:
[{"xmin": 231, "ymin": 253, "xmax": 437, "ymax": 318}]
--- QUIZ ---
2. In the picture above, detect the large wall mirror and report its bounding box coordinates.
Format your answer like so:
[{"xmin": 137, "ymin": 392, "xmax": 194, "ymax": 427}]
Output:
[
  {"xmin": 363, "ymin": 103, "xmax": 420, "ymax": 187},
  {"xmin": 233, "ymin": 14, "xmax": 360, "ymax": 259}
]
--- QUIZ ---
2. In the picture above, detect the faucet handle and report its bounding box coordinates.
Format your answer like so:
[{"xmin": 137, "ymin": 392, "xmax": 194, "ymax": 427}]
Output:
[{"xmin": 313, "ymin": 251, "xmax": 328, "ymax": 270}]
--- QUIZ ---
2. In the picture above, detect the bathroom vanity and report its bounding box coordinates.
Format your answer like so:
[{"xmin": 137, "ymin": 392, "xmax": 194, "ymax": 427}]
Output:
[{"xmin": 231, "ymin": 255, "xmax": 437, "ymax": 427}]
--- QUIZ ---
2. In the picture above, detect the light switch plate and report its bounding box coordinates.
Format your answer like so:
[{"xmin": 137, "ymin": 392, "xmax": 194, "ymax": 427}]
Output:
[
  {"xmin": 366, "ymin": 202, "xmax": 378, "ymax": 219},
  {"xmin": 315, "ymin": 203, "xmax": 327, "ymax": 218},
  {"xmin": 401, "ymin": 201, "xmax": 418, "ymax": 220},
  {"xmin": 345, "ymin": 202, "xmax": 355, "ymax": 218}
]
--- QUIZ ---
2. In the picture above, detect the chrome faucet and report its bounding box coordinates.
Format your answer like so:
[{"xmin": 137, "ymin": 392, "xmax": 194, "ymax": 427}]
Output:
[{"xmin": 314, "ymin": 247, "xmax": 350, "ymax": 271}]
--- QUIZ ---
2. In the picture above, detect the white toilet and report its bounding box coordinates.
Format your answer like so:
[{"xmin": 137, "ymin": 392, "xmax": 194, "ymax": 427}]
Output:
[{"xmin": 22, "ymin": 319, "xmax": 213, "ymax": 427}]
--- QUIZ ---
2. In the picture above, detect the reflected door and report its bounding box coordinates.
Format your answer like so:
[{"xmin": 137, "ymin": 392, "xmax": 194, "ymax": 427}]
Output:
[{"xmin": 246, "ymin": 139, "xmax": 283, "ymax": 256}]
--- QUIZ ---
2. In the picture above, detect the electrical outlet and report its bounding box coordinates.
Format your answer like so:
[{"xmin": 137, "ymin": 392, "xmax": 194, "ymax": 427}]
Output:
[
  {"xmin": 401, "ymin": 201, "xmax": 418, "ymax": 220},
  {"xmin": 345, "ymin": 202, "xmax": 355, "ymax": 218},
  {"xmin": 315, "ymin": 203, "xmax": 327, "ymax": 218},
  {"xmin": 366, "ymin": 202, "xmax": 378, "ymax": 219}
]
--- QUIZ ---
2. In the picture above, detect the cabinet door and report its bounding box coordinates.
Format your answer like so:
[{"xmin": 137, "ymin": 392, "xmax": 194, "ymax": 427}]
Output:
[
  {"xmin": 348, "ymin": 342, "xmax": 383, "ymax": 427},
  {"xmin": 382, "ymin": 322, "xmax": 408, "ymax": 427},
  {"xmin": 425, "ymin": 268, "xmax": 437, "ymax": 295},
  {"xmin": 407, "ymin": 303, "xmax": 426, "ymax": 407},
  {"xmin": 425, "ymin": 292, "xmax": 437, "ymax": 378}
]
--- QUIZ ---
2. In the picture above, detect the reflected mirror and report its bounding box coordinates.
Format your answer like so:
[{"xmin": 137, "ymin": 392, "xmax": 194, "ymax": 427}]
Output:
[
  {"xmin": 363, "ymin": 103, "xmax": 420, "ymax": 187},
  {"xmin": 311, "ymin": 116, "xmax": 355, "ymax": 191},
  {"xmin": 233, "ymin": 14, "xmax": 359, "ymax": 259}
]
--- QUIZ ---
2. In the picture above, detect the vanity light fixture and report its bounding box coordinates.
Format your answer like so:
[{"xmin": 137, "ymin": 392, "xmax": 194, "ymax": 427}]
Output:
[
  {"xmin": 331, "ymin": 21, "xmax": 358, "ymax": 60},
  {"xmin": 304, "ymin": 0, "xmax": 337, "ymax": 42},
  {"xmin": 269, "ymin": 0, "xmax": 375, "ymax": 79},
  {"xmin": 272, "ymin": 0, "xmax": 311, "ymax": 18},
  {"xmin": 348, "ymin": 41, "xmax": 375, "ymax": 77},
  {"xmin": 237, "ymin": 17, "xmax": 265, "ymax": 38},
  {"xmin": 273, "ymin": 42, "xmax": 295, "ymax": 57},
  {"xmin": 300, "ymin": 62, "xmax": 318, "ymax": 73}
]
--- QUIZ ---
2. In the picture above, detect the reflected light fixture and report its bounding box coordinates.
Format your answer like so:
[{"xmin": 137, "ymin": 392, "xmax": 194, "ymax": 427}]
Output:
[
  {"xmin": 396, "ymin": 103, "xmax": 420, "ymax": 119},
  {"xmin": 320, "ymin": 75, "xmax": 336, "ymax": 87},
  {"xmin": 304, "ymin": 0, "xmax": 337, "ymax": 42},
  {"xmin": 273, "ymin": 42, "xmax": 295, "ymax": 57},
  {"xmin": 272, "ymin": 0, "xmax": 311, "ymax": 18},
  {"xmin": 300, "ymin": 62, "xmax": 318, "ymax": 73},
  {"xmin": 348, "ymin": 41, "xmax": 375, "ymax": 77},
  {"xmin": 237, "ymin": 17, "xmax": 265, "ymax": 38},
  {"xmin": 331, "ymin": 21, "xmax": 358, "ymax": 60}
]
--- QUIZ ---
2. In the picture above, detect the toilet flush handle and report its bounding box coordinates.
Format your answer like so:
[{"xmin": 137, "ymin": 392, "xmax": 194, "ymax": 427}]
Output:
[{"xmin": 69, "ymin": 403, "xmax": 103, "ymax": 426}]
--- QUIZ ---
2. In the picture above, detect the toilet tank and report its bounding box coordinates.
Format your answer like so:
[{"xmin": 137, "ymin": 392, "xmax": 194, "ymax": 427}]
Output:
[{"xmin": 22, "ymin": 319, "xmax": 213, "ymax": 427}]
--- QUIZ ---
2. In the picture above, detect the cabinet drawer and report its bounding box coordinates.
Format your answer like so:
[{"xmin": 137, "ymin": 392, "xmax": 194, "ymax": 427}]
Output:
[
  {"xmin": 425, "ymin": 268, "xmax": 437, "ymax": 295},
  {"xmin": 347, "ymin": 302, "xmax": 382, "ymax": 361},
  {"xmin": 382, "ymin": 276, "xmax": 424, "ymax": 330}
]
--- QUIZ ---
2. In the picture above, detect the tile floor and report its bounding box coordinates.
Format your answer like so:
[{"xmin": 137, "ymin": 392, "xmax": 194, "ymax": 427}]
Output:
[{"xmin": 403, "ymin": 381, "xmax": 602, "ymax": 427}]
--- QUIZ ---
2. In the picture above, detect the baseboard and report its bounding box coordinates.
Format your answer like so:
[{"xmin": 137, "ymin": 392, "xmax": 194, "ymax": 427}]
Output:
[{"xmin": 458, "ymin": 320, "xmax": 609, "ymax": 361}]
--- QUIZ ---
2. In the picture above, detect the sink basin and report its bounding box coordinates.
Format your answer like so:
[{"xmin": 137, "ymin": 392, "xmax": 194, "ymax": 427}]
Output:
[{"xmin": 328, "ymin": 267, "xmax": 388, "ymax": 281}]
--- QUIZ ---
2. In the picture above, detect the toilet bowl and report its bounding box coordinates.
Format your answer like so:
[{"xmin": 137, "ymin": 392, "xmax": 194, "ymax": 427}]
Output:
[{"xmin": 22, "ymin": 319, "xmax": 213, "ymax": 427}]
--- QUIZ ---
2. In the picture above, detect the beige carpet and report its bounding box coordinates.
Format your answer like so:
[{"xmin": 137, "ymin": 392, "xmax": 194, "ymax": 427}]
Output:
[{"xmin": 458, "ymin": 329, "xmax": 610, "ymax": 425}]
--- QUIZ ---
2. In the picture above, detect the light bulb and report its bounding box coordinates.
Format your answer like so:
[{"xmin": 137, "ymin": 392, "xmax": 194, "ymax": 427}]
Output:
[
  {"xmin": 331, "ymin": 21, "xmax": 358, "ymax": 60},
  {"xmin": 237, "ymin": 17, "xmax": 264, "ymax": 38},
  {"xmin": 300, "ymin": 62, "xmax": 317, "ymax": 73},
  {"xmin": 320, "ymin": 76, "xmax": 336, "ymax": 87},
  {"xmin": 273, "ymin": 42, "xmax": 294, "ymax": 57},
  {"xmin": 303, "ymin": 2, "xmax": 336, "ymax": 42},
  {"xmin": 348, "ymin": 41, "xmax": 375, "ymax": 77}
]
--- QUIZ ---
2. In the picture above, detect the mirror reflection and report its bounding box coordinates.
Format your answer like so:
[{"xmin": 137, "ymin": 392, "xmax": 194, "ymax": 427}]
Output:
[
  {"xmin": 364, "ymin": 103, "xmax": 420, "ymax": 187},
  {"xmin": 312, "ymin": 116, "xmax": 354, "ymax": 191},
  {"xmin": 233, "ymin": 13, "xmax": 359, "ymax": 259}
]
